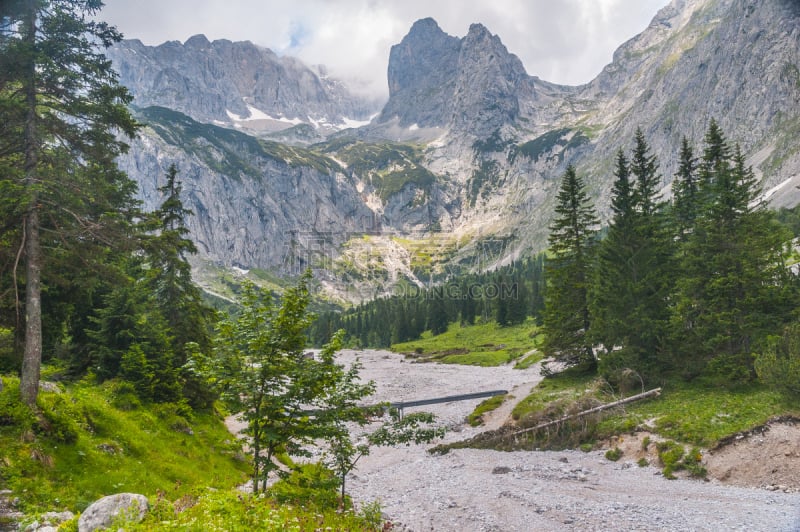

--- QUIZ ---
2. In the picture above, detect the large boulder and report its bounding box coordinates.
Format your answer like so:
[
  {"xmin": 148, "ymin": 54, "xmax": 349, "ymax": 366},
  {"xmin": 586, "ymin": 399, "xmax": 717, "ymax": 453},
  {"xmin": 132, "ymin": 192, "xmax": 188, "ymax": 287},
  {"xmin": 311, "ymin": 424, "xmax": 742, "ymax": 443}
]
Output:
[{"xmin": 78, "ymin": 493, "xmax": 148, "ymax": 532}]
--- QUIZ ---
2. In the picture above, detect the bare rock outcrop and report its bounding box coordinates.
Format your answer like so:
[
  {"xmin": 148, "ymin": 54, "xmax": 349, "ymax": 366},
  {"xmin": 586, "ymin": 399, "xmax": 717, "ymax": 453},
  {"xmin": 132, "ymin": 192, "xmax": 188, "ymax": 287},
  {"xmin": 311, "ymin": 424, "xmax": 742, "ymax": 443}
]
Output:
[{"xmin": 77, "ymin": 493, "xmax": 148, "ymax": 532}]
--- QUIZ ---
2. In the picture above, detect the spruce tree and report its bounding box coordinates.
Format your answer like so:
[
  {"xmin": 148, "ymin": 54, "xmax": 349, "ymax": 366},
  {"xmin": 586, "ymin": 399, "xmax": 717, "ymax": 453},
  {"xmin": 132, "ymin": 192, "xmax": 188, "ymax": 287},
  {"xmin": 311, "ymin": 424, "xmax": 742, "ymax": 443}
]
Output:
[
  {"xmin": 543, "ymin": 164, "xmax": 599, "ymax": 367},
  {"xmin": 590, "ymin": 150, "xmax": 637, "ymax": 358},
  {"xmin": 1, "ymin": 0, "xmax": 138, "ymax": 405},
  {"xmin": 672, "ymin": 123, "xmax": 793, "ymax": 380},
  {"xmin": 143, "ymin": 164, "xmax": 216, "ymax": 406},
  {"xmin": 427, "ymin": 287, "xmax": 449, "ymax": 336},
  {"xmin": 506, "ymin": 276, "xmax": 528, "ymax": 326},
  {"xmin": 672, "ymin": 136, "xmax": 699, "ymax": 242},
  {"xmin": 628, "ymin": 129, "xmax": 674, "ymax": 372},
  {"xmin": 591, "ymin": 132, "xmax": 673, "ymax": 381}
]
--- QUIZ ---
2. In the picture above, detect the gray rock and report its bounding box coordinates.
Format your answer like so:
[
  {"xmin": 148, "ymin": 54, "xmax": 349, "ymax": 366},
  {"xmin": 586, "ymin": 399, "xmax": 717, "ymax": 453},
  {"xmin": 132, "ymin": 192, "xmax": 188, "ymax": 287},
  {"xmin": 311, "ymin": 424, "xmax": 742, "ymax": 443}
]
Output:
[
  {"xmin": 77, "ymin": 493, "xmax": 148, "ymax": 532},
  {"xmin": 38, "ymin": 382, "xmax": 61, "ymax": 394},
  {"xmin": 106, "ymin": 37, "xmax": 380, "ymax": 133},
  {"xmin": 41, "ymin": 511, "xmax": 74, "ymax": 524},
  {"xmin": 24, "ymin": 524, "xmax": 59, "ymax": 532},
  {"xmin": 373, "ymin": 17, "xmax": 573, "ymax": 139}
]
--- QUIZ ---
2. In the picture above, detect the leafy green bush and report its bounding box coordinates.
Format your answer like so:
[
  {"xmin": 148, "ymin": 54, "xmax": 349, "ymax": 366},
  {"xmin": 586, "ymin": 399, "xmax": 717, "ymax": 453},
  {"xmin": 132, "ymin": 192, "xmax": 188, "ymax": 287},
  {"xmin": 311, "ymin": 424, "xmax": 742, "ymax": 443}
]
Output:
[
  {"xmin": 270, "ymin": 463, "xmax": 342, "ymax": 510},
  {"xmin": 110, "ymin": 381, "xmax": 141, "ymax": 410},
  {"xmin": 655, "ymin": 440, "xmax": 707, "ymax": 479},
  {"xmin": 637, "ymin": 457, "xmax": 649, "ymax": 467},
  {"xmin": 657, "ymin": 440, "xmax": 685, "ymax": 479},
  {"xmin": 36, "ymin": 392, "xmax": 81, "ymax": 444},
  {"xmin": 754, "ymin": 324, "xmax": 800, "ymax": 397},
  {"xmin": 605, "ymin": 447, "xmax": 623, "ymax": 461},
  {"xmin": 0, "ymin": 327, "xmax": 17, "ymax": 372},
  {"xmin": 0, "ymin": 378, "xmax": 32, "ymax": 431},
  {"xmin": 683, "ymin": 447, "xmax": 707, "ymax": 478},
  {"xmin": 657, "ymin": 440, "xmax": 707, "ymax": 479}
]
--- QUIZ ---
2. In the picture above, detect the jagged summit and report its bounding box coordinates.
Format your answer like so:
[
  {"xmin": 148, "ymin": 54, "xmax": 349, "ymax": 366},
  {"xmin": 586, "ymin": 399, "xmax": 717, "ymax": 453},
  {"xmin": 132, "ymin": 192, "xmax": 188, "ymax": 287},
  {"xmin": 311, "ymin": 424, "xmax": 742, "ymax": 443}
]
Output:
[
  {"xmin": 372, "ymin": 17, "xmax": 567, "ymax": 141},
  {"xmin": 183, "ymin": 34, "xmax": 211, "ymax": 49},
  {"xmin": 106, "ymin": 36, "xmax": 381, "ymax": 138}
]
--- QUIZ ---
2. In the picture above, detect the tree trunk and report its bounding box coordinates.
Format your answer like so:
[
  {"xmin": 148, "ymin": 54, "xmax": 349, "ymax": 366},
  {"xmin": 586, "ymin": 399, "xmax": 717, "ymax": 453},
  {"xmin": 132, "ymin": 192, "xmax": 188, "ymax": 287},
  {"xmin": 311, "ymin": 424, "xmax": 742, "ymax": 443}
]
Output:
[
  {"xmin": 252, "ymin": 428, "xmax": 261, "ymax": 493},
  {"xmin": 510, "ymin": 387, "xmax": 662, "ymax": 437},
  {"xmin": 19, "ymin": 0, "xmax": 41, "ymax": 407},
  {"xmin": 20, "ymin": 209, "xmax": 41, "ymax": 406}
]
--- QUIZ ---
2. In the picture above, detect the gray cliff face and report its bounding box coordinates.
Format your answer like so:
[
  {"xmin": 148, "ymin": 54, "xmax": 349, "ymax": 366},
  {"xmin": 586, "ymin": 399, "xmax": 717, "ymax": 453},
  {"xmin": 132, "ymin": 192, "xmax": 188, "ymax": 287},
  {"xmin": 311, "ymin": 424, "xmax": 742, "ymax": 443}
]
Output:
[
  {"xmin": 380, "ymin": 18, "xmax": 461, "ymax": 128},
  {"xmin": 107, "ymin": 36, "xmax": 380, "ymax": 134},
  {"xmin": 118, "ymin": 108, "xmax": 376, "ymax": 273},
  {"xmin": 374, "ymin": 18, "xmax": 573, "ymax": 141},
  {"xmin": 575, "ymin": 0, "xmax": 800, "ymax": 211},
  {"xmin": 448, "ymin": 23, "xmax": 529, "ymax": 136}
]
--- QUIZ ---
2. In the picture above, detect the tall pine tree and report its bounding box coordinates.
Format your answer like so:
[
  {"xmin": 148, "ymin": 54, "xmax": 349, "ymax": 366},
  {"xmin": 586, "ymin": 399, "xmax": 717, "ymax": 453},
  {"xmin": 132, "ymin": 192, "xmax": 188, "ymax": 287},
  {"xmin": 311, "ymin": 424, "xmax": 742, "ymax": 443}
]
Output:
[
  {"xmin": 590, "ymin": 150, "xmax": 637, "ymax": 361},
  {"xmin": 1, "ymin": 0, "xmax": 138, "ymax": 405},
  {"xmin": 591, "ymin": 131, "xmax": 673, "ymax": 382},
  {"xmin": 671, "ymin": 136, "xmax": 699, "ymax": 242},
  {"xmin": 543, "ymin": 165, "xmax": 599, "ymax": 367},
  {"xmin": 143, "ymin": 164, "xmax": 216, "ymax": 406},
  {"xmin": 672, "ymin": 122, "xmax": 793, "ymax": 380}
]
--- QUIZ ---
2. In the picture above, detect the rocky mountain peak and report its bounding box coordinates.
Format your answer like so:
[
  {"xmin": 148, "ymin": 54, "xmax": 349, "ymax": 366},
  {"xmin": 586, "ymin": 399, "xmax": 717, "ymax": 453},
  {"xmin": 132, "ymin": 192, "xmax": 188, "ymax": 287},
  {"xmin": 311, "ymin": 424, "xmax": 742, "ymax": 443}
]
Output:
[
  {"xmin": 405, "ymin": 17, "xmax": 448, "ymax": 41},
  {"xmin": 106, "ymin": 36, "xmax": 380, "ymax": 138},
  {"xmin": 183, "ymin": 33, "xmax": 211, "ymax": 50},
  {"xmin": 378, "ymin": 18, "xmax": 460, "ymax": 129},
  {"xmin": 375, "ymin": 18, "xmax": 540, "ymax": 138},
  {"xmin": 465, "ymin": 22, "xmax": 491, "ymax": 40}
]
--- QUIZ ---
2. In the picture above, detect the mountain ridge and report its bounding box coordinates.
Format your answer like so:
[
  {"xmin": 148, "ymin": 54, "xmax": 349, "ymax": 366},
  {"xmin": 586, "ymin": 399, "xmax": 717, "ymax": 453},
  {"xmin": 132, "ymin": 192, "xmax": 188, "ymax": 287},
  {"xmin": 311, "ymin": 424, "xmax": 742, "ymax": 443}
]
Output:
[
  {"xmin": 107, "ymin": 36, "xmax": 382, "ymax": 139},
  {"xmin": 111, "ymin": 0, "xmax": 800, "ymax": 303}
]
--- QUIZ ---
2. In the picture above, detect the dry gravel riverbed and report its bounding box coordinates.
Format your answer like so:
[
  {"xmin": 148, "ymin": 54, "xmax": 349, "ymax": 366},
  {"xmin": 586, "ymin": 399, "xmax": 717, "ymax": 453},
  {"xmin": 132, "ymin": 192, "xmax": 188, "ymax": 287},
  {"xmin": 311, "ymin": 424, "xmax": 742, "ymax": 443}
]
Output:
[{"xmin": 334, "ymin": 349, "xmax": 800, "ymax": 532}]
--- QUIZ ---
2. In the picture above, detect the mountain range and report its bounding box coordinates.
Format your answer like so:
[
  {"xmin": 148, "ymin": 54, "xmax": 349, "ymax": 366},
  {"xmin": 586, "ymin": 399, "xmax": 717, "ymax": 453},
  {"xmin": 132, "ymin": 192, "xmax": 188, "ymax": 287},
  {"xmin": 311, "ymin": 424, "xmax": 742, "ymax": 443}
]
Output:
[{"xmin": 108, "ymin": 0, "xmax": 800, "ymax": 303}]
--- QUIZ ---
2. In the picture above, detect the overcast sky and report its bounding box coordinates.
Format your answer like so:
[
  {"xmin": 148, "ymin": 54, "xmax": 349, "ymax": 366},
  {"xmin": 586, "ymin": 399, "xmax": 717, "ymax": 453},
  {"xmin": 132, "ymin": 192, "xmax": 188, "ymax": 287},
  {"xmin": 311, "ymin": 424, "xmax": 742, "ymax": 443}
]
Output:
[{"xmin": 100, "ymin": 0, "xmax": 670, "ymax": 98}]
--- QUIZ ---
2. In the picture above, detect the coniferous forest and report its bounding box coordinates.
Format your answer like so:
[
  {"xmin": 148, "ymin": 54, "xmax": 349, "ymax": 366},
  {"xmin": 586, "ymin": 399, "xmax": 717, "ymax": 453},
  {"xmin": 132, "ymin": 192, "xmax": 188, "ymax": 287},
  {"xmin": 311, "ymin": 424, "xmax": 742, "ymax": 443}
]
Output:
[
  {"xmin": 315, "ymin": 121, "xmax": 800, "ymax": 396},
  {"xmin": 542, "ymin": 123, "xmax": 800, "ymax": 390}
]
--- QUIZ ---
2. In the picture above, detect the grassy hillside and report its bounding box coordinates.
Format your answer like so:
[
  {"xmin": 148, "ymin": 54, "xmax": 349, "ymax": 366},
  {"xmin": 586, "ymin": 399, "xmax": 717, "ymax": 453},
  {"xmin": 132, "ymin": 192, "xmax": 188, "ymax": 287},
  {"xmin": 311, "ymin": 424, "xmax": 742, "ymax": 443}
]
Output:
[
  {"xmin": 506, "ymin": 365, "xmax": 798, "ymax": 449},
  {"xmin": 0, "ymin": 374, "xmax": 385, "ymax": 530},
  {"xmin": 392, "ymin": 320, "xmax": 543, "ymax": 367},
  {"xmin": 0, "ymin": 375, "xmax": 249, "ymax": 515}
]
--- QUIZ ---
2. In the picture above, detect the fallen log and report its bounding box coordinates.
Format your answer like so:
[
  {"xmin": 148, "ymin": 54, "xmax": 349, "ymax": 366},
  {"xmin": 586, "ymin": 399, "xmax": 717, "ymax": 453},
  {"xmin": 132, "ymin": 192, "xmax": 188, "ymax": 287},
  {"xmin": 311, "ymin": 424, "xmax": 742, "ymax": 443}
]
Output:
[{"xmin": 509, "ymin": 387, "xmax": 662, "ymax": 438}]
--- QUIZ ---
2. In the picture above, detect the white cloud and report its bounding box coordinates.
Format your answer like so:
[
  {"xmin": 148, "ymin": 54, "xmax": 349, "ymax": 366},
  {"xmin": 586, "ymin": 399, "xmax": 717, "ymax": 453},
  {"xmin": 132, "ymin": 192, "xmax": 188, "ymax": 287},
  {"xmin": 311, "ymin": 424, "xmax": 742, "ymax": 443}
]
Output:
[{"xmin": 100, "ymin": 0, "xmax": 670, "ymax": 98}]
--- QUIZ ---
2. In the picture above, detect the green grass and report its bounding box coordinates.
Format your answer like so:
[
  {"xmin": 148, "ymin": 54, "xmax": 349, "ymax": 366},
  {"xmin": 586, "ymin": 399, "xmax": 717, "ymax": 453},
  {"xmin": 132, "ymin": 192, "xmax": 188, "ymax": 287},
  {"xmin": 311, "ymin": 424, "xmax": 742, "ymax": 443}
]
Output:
[
  {"xmin": 596, "ymin": 381, "xmax": 794, "ymax": 447},
  {"xmin": 391, "ymin": 234, "xmax": 461, "ymax": 277},
  {"xmin": 467, "ymin": 394, "xmax": 506, "ymax": 426},
  {"xmin": 114, "ymin": 488, "xmax": 384, "ymax": 531},
  {"xmin": 317, "ymin": 139, "xmax": 436, "ymax": 201},
  {"xmin": 511, "ymin": 366, "xmax": 797, "ymax": 448},
  {"xmin": 511, "ymin": 365, "xmax": 599, "ymax": 421},
  {"xmin": 392, "ymin": 320, "xmax": 542, "ymax": 367},
  {"xmin": 512, "ymin": 128, "xmax": 589, "ymax": 164},
  {"xmin": 0, "ymin": 375, "xmax": 250, "ymax": 515}
]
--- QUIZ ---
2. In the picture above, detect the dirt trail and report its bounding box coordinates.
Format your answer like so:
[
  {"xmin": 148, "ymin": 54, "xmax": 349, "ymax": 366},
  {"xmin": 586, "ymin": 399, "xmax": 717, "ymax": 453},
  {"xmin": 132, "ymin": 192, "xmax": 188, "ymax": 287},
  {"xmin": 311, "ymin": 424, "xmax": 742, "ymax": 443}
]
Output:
[{"xmin": 479, "ymin": 369, "xmax": 541, "ymax": 432}]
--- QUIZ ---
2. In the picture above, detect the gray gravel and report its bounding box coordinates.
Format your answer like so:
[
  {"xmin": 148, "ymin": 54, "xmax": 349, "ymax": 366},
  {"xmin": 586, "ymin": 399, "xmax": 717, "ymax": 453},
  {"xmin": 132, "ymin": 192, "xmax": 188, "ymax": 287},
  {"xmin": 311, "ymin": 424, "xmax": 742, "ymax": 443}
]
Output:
[{"xmin": 337, "ymin": 349, "xmax": 800, "ymax": 532}]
